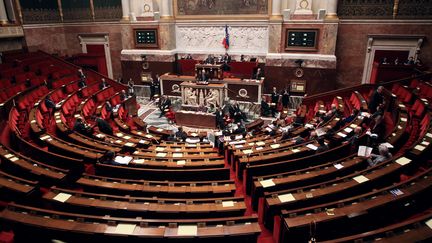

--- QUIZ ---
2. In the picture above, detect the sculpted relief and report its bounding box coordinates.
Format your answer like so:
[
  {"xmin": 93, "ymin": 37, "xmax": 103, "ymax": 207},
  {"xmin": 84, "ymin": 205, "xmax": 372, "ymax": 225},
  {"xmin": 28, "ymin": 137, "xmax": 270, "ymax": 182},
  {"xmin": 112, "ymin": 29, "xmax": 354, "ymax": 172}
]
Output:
[
  {"xmin": 176, "ymin": 0, "xmax": 268, "ymax": 15},
  {"xmin": 176, "ymin": 25, "xmax": 268, "ymax": 53}
]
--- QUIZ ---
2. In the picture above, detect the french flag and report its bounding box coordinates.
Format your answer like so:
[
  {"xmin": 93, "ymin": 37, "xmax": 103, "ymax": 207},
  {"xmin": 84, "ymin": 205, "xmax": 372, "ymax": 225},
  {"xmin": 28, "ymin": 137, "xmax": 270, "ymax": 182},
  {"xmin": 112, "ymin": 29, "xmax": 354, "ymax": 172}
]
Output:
[{"xmin": 222, "ymin": 25, "xmax": 230, "ymax": 49}]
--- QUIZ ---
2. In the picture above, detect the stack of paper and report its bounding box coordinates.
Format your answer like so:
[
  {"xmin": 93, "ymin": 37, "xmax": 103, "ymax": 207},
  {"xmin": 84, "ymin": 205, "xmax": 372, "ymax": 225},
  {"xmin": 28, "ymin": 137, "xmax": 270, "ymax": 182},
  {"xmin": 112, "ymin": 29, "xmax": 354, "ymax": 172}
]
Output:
[
  {"xmin": 260, "ymin": 179, "xmax": 275, "ymax": 188},
  {"xmin": 53, "ymin": 193, "xmax": 72, "ymax": 203},
  {"xmin": 278, "ymin": 193, "xmax": 296, "ymax": 203},
  {"xmin": 353, "ymin": 175, "xmax": 369, "ymax": 183},
  {"xmin": 177, "ymin": 225, "xmax": 198, "ymax": 236},
  {"xmin": 114, "ymin": 156, "xmax": 133, "ymax": 165},
  {"xmin": 222, "ymin": 201, "xmax": 234, "ymax": 207},
  {"xmin": 306, "ymin": 144, "xmax": 318, "ymax": 150},
  {"xmin": 156, "ymin": 153, "xmax": 167, "ymax": 157},
  {"xmin": 114, "ymin": 224, "xmax": 136, "ymax": 234},
  {"xmin": 396, "ymin": 157, "xmax": 411, "ymax": 166}
]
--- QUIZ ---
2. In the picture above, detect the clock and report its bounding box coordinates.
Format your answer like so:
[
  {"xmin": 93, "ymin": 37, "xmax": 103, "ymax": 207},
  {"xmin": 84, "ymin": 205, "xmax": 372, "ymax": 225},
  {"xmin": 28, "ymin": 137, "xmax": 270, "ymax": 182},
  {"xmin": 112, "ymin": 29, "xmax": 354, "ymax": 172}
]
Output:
[{"xmin": 295, "ymin": 68, "xmax": 304, "ymax": 78}]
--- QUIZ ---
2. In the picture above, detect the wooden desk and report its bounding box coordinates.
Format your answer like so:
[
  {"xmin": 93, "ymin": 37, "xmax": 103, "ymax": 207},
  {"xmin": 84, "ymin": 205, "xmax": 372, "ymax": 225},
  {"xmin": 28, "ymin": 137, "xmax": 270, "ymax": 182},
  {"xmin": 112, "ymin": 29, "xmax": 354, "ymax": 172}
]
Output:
[
  {"xmin": 195, "ymin": 63, "xmax": 224, "ymax": 80},
  {"xmin": 175, "ymin": 111, "xmax": 216, "ymax": 129}
]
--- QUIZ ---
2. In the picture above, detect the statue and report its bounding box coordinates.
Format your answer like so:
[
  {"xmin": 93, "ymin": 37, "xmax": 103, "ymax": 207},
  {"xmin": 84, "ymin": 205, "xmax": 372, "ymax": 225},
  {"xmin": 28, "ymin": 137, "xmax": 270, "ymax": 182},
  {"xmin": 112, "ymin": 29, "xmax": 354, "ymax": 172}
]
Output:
[
  {"xmin": 205, "ymin": 89, "xmax": 219, "ymax": 108},
  {"xmin": 185, "ymin": 88, "xmax": 198, "ymax": 106}
]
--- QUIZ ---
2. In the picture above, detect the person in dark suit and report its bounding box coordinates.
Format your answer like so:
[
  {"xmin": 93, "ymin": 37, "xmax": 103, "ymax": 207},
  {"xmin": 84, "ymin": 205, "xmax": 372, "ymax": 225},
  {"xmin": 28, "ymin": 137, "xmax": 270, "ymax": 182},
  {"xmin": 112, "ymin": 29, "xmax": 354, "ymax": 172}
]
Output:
[
  {"xmin": 233, "ymin": 122, "xmax": 246, "ymax": 136},
  {"xmin": 252, "ymin": 67, "xmax": 264, "ymax": 80},
  {"xmin": 159, "ymin": 95, "xmax": 171, "ymax": 118},
  {"xmin": 344, "ymin": 126, "xmax": 362, "ymax": 150},
  {"xmin": 270, "ymin": 87, "xmax": 279, "ymax": 117},
  {"xmin": 127, "ymin": 79, "xmax": 135, "ymax": 96},
  {"xmin": 315, "ymin": 137, "xmax": 329, "ymax": 154},
  {"xmin": 150, "ymin": 75, "xmax": 160, "ymax": 100},
  {"xmin": 368, "ymin": 86, "xmax": 384, "ymax": 113},
  {"xmin": 223, "ymin": 53, "xmax": 231, "ymax": 63},
  {"xmin": 186, "ymin": 54, "xmax": 193, "ymax": 60},
  {"xmin": 99, "ymin": 78, "xmax": 108, "ymax": 89},
  {"xmin": 215, "ymin": 107, "xmax": 225, "ymax": 130},
  {"xmin": 73, "ymin": 117, "xmax": 92, "ymax": 136},
  {"xmin": 105, "ymin": 101, "xmax": 113, "ymax": 113},
  {"xmin": 120, "ymin": 90, "xmax": 127, "ymax": 101},
  {"xmin": 44, "ymin": 95, "xmax": 55, "ymax": 109},
  {"xmin": 261, "ymin": 97, "xmax": 271, "ymax": 117},
  {"xmin": 95, "ymin": 116, "xmax": 113, "ymax": 135},
  {"xmin": 175, "ymin": 127, "xmax": 187, "ymax": 142},
  {"xmin": 205, "ymin": 54, "xmax": 215, "ymax": 64},
  {"xmin": 281, "ymin": 89, "xmax": 290, "ymax": 108},
  {"xmin": 98, "ymin": 150, "xmax": 117, "ymax": 165},
  {"xmin": 240, "ymin": 54, "xmax": 246, "ymax": 62},
  {"xmin": 77, "ymin": 69, "xmax": 87, "ymax": 88}
]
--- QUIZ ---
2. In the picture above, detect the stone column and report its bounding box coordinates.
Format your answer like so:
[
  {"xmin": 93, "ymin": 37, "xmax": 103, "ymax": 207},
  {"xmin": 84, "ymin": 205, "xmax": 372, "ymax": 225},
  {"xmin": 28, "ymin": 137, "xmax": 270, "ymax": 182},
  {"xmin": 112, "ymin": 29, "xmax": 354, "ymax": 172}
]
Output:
[
  {"xmin": 121, "ymin": 0, "xmax": 130, "ymax": 21},
  {"xmin": 326, "ymin": 0, "xmax": 338, "ymax": 19},
  {"xmin": 160, "ymin": 0, "xmax": 173, "ymax": 19},
  {"xmin": 271, "ymin": 0, "xmax": 282, "ymax": 19},
  {"xmin": 0, "ymin": 0, "xmax": 8, "ymax": 25}
]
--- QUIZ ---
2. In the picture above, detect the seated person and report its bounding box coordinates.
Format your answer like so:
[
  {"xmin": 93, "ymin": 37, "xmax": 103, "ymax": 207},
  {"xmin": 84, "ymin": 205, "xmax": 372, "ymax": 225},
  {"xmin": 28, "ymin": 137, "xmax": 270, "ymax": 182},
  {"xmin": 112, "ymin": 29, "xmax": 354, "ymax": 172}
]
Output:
[
  {"xmin": 44, "ymin": 95, "xmax": 56, "ymax": 110},
  {"xmin": 404, "ymin": 56, "xmax": 415, "ymax": 65},
  {"xmin": 186, "ymin": 54, "xmax": 193, "ymax": 60},
  {"xmin": 205, "ymin": 54, "xmax": 215, "ymax": 64},
  {"xmin": 344, "ymin": 126, "xmax": 362, "ymax": 149},
  {"xmin": 99, "ymin": 78, "xmax": 108, "ymax": 89},
  {"xmin": 105, "ymin": 101, "xmax": 113, "ymax": 113},
  {"xmin": 261, "ymin": 97, "xmax": 271, "ymax": 117},
  {"xmin": 95, "ymin": 116, "xmax": 113, "ymax": 135},
  {"xmin": 98, "ymin": 151, "xmax": 117, "ymax": 165},
  {"xmin": 335, "ymin": 108, "xmax": 358, "ymax": 130},
  {"xmin": 367, "ymin": 144, "xmax": 392, "ymax": 166},
  {"xmin": 159, "ymin": 95, "xmax": 172, "ymax": 118},
  {"xmin": 120, "ymin": 90, "xmax": 127, "ymax": 101},
  {"xmin": 207, "ymin": 103, "xmax": 216, "ymax": 113},
  {"xmin": 233, "ymin": 122, "xmax": 246, "ymax": 136},
  {"xmin": 73, "ymin": 117, "xmax": 92, "ymax": 136},
  {"xmin": 252, "ymin": 67, "xmax": 264, "ymax": 80},
  {"xmin": 175, "ymin": 126, "xmax": 187, "ymax": 142},
  {"xmin": 315, "ymin": 137, "xmax": 329, "ymax": 153}
]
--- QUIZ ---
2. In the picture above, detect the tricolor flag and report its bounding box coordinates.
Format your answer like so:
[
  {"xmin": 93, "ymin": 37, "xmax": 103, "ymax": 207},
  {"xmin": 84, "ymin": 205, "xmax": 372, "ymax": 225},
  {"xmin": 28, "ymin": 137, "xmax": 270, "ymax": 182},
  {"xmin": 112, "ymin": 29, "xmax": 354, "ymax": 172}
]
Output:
[{"xmin": 222, "ymin": 25, "xmax": 230, "ymax": 49}]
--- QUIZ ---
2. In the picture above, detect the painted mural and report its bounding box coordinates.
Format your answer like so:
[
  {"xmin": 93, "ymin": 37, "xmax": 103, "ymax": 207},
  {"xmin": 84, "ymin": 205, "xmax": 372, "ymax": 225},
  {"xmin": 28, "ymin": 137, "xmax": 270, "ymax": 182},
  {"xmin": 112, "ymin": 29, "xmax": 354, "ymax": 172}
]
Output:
[{"xmin": 176, "ymin": 0, "xmax": 268, "ymax": 16}]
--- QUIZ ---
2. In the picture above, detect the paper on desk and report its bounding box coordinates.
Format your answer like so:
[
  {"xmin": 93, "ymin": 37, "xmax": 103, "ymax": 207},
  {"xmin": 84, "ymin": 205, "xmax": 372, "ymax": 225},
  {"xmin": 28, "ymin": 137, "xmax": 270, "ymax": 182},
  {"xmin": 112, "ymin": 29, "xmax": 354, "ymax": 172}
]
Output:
[
  {"xmin": 145, "ymin": 134, "xmax": 153, "ymax": 138},
  {"xmin": 114, "ymin": 224, "xmax": 136, "ymax": 234},
  {"xmin": 4, "ymin": 154, "xmax": 13, "ymax": 159},
  {"xmin": 316, "ymin": 128, "xmax": 326, "ymax": 137},
  {"xmin": 270, "ymin": 144, "xmax": 280, "ymax": 149},
  {"xmin": 114, "ymin": 156, "xmax": 133, "ymax": 165},
  {"xmin": 256, "ymin": 141, "xmax": 265, "ymax": 146},
  {"xmin": 305, "ymin": 124, "xmax": 314, "ymax": 129},
  {"xmin": 255, "ymin": 147, "xmax": 263, "ymax": 151},
  {"xmin": 292, "ymin": 148, "xmax": 301, "ymax": 153},
  {"xmin": 427, "ymin": 133, "xmax": 432, "ymax": 138},
  {"xmin": 353, "ymin": 175, "xmax": 369, "ymax": 184},
  {"xmin": 116, "ymin": 133, "xmax": 123, "ymax": 137},
  {"xmin": 235, "ymin": 144, "xmax": 243, "ymax": 148},
  {"xmin": 260, "ymin": 179, "xmax": 275, "ymax": 188},
  {"xmin": 156, "ymin": 128, "xmax": 163, "ymax": 132},
  {"xmin": 349, "ymin": 124, "xmax": 358, "ymax": 129},
  {"xmin": 334, "ymin": 164, "xmax": 344, "ymax": 170},
  {"xmin": 357, "ymin": 146, "xmax": 372, "ymax": 157},
  {"xmin": 53, "ymin": 193, "xmax": 72, "ymax": 203},
  {"xmin": 156, "ymin": 153, "xmax": 167, "ymax": 157},
  {"xmin": 337, "ymin": 132, "xmax": 347, "ymax": 138},
  {"xmin": 426, "ymin": 219, "xmax": 432, "ymax": 229},
  {"xmin": 278, "ymin": 193, "xmax": 296, "ymax": 203},
  {"xmin": 176, "ymin": 160, "xmax": 186, "ymax": 165},
  {"xmin": 9, "ymin": 157, "xmax": 19, "ymax": 162},
  {"xmin": 396, "ymin": 157, "xmax": 411, "ymax": 166},
  {"xmin": 177, "ymin": 225, "xmax": 198, "ymax": 236},
  {"xmin": 248, "ymin": 142, "xmax": 255, "ymax": 146},
  {"xmin": 421, "ymin": 141, "xmax": 430, "ymax": 146},
  {"xmin": 133, "ymin": 159, "xmax": 145, "ymax": 164},
  {"xmin": 124, "ymin": 142, "xmax": 134, "ymax": 147},
  {"xmin": 243, "ymin": 149, "xmax": 253, "ymax": 155},
  {"xmin": 173, "ymin": 153, "xmax": 183, "ymax": 158},
  {"xmin": 400, "ymin": 117, "xmax": 407, "ymax": 122},
  {"xmin": 186, "ymin": 143, "xmax": 197, "ymax": 147},
  {"xmin": 222, "ymin": 201, "xmax": 234, "ymax": 207},
  {"xmin": 344, "ymin": 127, "xmax": 353, "ymax": 133},
  {"xmin": 155, "ymin": 147, "xmax": 165, "ymax": 152},
  {"xmin": 190, "ymin": 133, "xmax": 198, "ymax": 137},
  {"xmin": 115, "ymin": 140, "xmax": 122, "ymax": 144},
  {"xmin": 415, "ymin": 145, "xmax": 426, "ymax": 151},
  {"xmin": 123, "ymin": 136, "xmax": 131, "ymax": 140},
  {"xmin": 306, "ymin": 144, "xmax": 318, "ymax": 151}
]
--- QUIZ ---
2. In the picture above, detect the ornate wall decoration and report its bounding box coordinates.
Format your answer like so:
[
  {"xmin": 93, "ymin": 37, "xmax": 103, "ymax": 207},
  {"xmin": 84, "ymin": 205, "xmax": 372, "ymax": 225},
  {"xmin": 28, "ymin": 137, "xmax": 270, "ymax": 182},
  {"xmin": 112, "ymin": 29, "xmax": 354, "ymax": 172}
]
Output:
[
  {"xmin": 19, "ymin": 0, "xmax": 61, "ymax": 24},
  {"xmin": 397, "ymin": 0, "xmax": 432, "ymax": 19},
  {"xmin": 61, "ymin": 0, "xmax": 92, "ymax": 22},
  {"xmin": 175, "ymin": 0, "xmax": 268, "ymax": 16},
  {"xmin": 337, "ymin": 0, "xmax": 394, "ymax": 19},
  {"xmin": 93, "ymin": 0, "xmax": 122, "ymax": 21},
  {"xmin": 176, "ymin": 25, "xmax": 268, "ymax": 53}
]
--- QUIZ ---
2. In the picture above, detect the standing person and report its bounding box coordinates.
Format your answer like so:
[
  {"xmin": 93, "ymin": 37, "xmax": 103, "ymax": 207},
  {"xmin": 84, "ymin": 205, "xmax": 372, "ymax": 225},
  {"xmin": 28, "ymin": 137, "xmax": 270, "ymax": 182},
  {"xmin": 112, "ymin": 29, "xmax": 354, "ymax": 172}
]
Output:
[
  {"xmin": 252, "ymin": 67, "xmax": 264, "ymax": 80},
  {"xmin": 215, "ymin": 106, "xmax": 225, "ymax": 130},
  {"xmin": 368, "ymin": 86, "xmax": 384, "ymax": 114},
  {"xmin": 281, "ymin": 88, "xmax": 290, "ymax": 108},
  {"xmin": 271, "ymin": 87, "xmax": 279, "ymax": 117},
  {"xmin": 150, "ymin": 75, "xmax": 159, "ymax": 100},
  {"xmin": 77, "ymin": 69, "xmax": 87, "ymax": 88},
  {"xmin": 127, "ymin": 79, "xmax": 135, "ymax": 96},
  {"xmin": 44, "ymin": 95, "xmax": 56, "ymax": 119}
]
